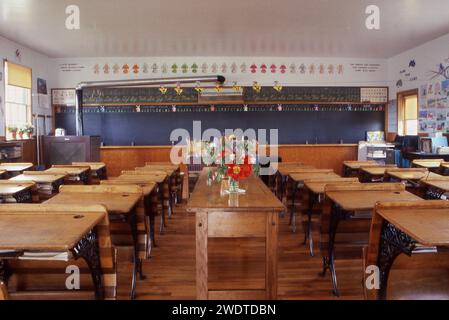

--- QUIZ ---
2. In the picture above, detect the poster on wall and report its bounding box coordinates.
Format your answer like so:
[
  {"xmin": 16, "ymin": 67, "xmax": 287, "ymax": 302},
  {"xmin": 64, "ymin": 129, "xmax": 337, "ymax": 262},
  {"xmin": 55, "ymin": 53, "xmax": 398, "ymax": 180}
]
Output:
[{"xmin": 37, "ymin": 78, "xmax": 50, "ymax": 109}]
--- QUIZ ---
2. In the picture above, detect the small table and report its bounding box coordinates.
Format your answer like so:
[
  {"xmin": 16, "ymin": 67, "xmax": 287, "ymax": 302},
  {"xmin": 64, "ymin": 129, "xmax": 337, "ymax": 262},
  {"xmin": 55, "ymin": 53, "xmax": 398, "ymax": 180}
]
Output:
[
  {"xmin": 373, "ymin": 206, "xmax": 449, "ymax": 299},
  {"xmin": 187, "ymin": 169, "xmax": 284, "ymax": 300},
  {"xmin": 0, "ymin": 163, "xmax": 34, "ymax": 177},
  {"xmin": 73, "ymin": 162, "xmax": 107, "ymax": 180},
  {"xmin": 342, "ymin": 160, "xmax": 378, "ymax": 177},
  {"xmin": 288, "ymin": 171, "xmax": 339, "ymax": 232},
  {"xmin": 45, "ymin": 187, "xmax": 141, "ymax": 299},
  {"xmin": 0, "ymin": 181, "xmax": 35, "ymax": 203},
  {"xmin": 10, "ymin": 173, "xmax": 66, "ymax": 200},
  {"xmin": 302, "ymin": 177, "xmax": 359, "ymax": 256},
  {"xmin": 359, "ymin": 166, "xmax": 397, "ymax": 182},
  {"xmin": 323, "ymin": 186, "xmax": 421, "ymax": 296},
  {"xmin": 45, "ymin": 166, "xmax": 91, "ymax": 184},
  {"xmin": 0, "ymin": 210, "xmax": 105, "ymax": 299}
]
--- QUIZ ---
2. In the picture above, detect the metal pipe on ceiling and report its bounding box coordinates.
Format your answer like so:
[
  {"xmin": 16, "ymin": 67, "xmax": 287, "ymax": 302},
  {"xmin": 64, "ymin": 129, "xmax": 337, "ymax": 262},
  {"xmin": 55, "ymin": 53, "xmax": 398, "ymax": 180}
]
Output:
[{"xmin": 75, "ymin": 75, "xmax": 225, "ymax": 136}]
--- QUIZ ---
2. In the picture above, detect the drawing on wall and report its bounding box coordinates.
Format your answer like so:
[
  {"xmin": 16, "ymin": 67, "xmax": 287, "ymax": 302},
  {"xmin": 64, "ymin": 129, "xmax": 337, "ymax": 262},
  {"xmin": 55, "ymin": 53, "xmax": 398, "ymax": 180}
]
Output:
[
  {"xmin": 429, "ymin": 60, "xmax": 449, "ymax": 80},
  {"xmin": 37, "ymin": 78, "xmax": 47, "ymax": 94}
]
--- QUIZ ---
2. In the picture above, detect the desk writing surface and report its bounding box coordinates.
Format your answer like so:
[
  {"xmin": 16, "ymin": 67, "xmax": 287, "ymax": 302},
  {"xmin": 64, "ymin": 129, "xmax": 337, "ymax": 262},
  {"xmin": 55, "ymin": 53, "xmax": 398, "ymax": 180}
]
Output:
[
  {"xmin": 378, "ymin": 208, "xmax": 449, "ymax": 246},
  {"xmin": 343, "ymin": 161, "xmax": 378, "ymax": 169},
  {"xmin": 117, "ymin": 174, "xmax": 166, "ymax": 184},
  {"xmin": 46, "ymin": 192, "xmax": 141, "ymax": 214},
  {"xmin": 325, "ymin": 190, "xmax": 421, "ymax": 211},
  {"xmin": 187, "ymin": 170, "xmax": 284, "ymax": 212},
  {"xmin": 101, "ymin": 180, "xmax": 157, "ymax": 196},
  {"xmin": 361, "ymin": 166, "xmax": 396, "ymax": 176},
  {"xmin": 72, "ymin": 162, "xmax": 106, "ymax": 171},
  {"xmin": 386, "ymin": 170, "xmax": 433, "ymax": 181},
  {"xmin": 289, "ymin": 172, "xmax": 339, "ymax": 182},
  {"xmin": 10, "ymin": 173, "xmax": 66, "ymax": 184},
  {"xmin": 420, "ymin": 179, "xmax": 449, "ymax": 191},
  {"xmin": 0, "ymin": 182, "xmax": 34, "ymax": 196},
  {"xmin": 0, "ymin": 164, "xmax": 33, "ymax": 172},
  {"xmin": 278, "ymin": 165, "xmax": 314, "ymax": 176},
  {"xmin": 45, "ymin": 167, "xmax": 89, "ymax": 175},
  {"xmin": 304, "ymin": 178, "xmax": 359, "ymax": 194},
  {"xmin": 0, "ymin": 212, "xmax": 104, "ymax": 251},
  {"xmin": 413, "ymin": 161, "xmax": 443, "ymax": 168}
]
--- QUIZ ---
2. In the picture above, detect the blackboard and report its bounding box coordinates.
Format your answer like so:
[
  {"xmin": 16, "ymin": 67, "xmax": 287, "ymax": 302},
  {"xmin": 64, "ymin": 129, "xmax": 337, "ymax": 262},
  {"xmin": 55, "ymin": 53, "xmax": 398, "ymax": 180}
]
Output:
[
  {"xmin": 55, "ymin": 111, "xmax": 384, "ymax": 145},
  {"xmin": 82, "ymin": 86, "xmax": 366, "ymax": 105}
]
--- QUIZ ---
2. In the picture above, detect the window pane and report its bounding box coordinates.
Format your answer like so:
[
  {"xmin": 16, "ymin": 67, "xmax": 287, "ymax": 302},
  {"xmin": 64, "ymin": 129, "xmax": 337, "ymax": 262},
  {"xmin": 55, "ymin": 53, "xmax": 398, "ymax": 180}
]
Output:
[
  {"xmin": 5, "ymin": 84, "xmax": 31, "ymax": 135},
  {"xmin": 405, "ymin": 119, "xmax": 418, "ymax": 135},
  {"xmin": 405, "ymin": 95, "xmax": 418, "ymax": 120}
]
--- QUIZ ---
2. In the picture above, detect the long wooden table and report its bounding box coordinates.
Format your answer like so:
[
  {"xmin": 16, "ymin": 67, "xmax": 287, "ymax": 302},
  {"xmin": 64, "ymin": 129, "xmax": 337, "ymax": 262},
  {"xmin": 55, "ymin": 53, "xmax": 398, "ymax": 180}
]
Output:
[
  {"xmin": 45, "ymin": 185, "xmax": 142, "ymax": 299},
  {"xmin": 323, "ymin": 183, "xmax": 421, "ymax": 296},
  {"xmin": 187, "ymin": 169, "xmax": 284, "ymax": 300},
  {"xmin": 366, "ymin": 201, "xmax": 449, "ymax": 300},
  {"xmin": 0, "ymin": 205, "xmax": 108, "ymax": 299}
]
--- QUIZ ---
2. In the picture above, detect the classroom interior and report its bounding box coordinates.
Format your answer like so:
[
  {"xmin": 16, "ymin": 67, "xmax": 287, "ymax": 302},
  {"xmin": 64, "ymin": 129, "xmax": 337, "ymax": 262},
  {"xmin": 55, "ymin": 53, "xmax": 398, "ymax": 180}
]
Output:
[{"xmin": 1, "ymin": 0, "xmax": 449, "ymax": 301}]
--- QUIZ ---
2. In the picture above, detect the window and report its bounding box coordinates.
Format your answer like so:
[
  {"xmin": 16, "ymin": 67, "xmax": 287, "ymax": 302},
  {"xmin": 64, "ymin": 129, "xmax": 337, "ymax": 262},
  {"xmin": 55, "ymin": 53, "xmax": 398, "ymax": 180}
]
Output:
[
  {"xmin": 4, "ymin": 60, "xmax": 32, "ymax": 139},
  {"xmin": 397, "ymin": 89, "xmax": 418, "ymax": 136}
]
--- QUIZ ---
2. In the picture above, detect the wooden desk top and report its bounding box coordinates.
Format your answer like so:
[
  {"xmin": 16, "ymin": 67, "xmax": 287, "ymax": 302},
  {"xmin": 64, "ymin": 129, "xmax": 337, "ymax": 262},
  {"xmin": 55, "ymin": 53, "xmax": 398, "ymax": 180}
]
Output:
[
  {"xmin": 0, "ymin": 181, "xmax": 34, "ymax": 196},
  {"xmin": 117, "ymin": 173, "xmax": 166, "ymax": 184},
  {"xmin": 441, "ymin": 162, "xmax": 449, "ymax": 169},
  {"xmin": 72, "ymin": 162, "xmax": 106, "ymax": 171},
  {"xmin": 46, "ymin": 192, "xmax": 141, "ymax": 214},
  {"xmin": 0, "ymin": 170, "xmax": 5, "ymax": 176},
  {"xmin": 10, "ymin": 173, "xmax": 66, "ymax": 184},
  {"xmin": 0, "ymin": 163, "xmax": 33, "ymax": 172},
  {"xmin": 326, "ymin": 190, "xmax": 421, "ymax": 211},
  {"xmin": 45, "ymin": 166, "xmax": 90, "ymax": 175},
  {"xmin": 136, "ymin": 167, "xmax": 177, "ymax": 175},
  {"xmin": 0, "ymin": 211, "xmax": 105, "ymax": 251},
  {"xmin": 387, "ymin": 170, "xmax": 438, "ymax": 181},
  {"xmin": 412, "ymin": 159, "xmax": 444, "ymax": 168},
  {"xmin": 360, "ymin": 166, "xmax": 397, "ymax": 176},
  {"xmin": 101, "ymin": 180, "xmax": 157, "ymax": 196},
  {"xmin": 304, "ymin": 178, "xmax": 359, "ymax": 194},
  {"xmin": 378, "ymin": 208, "xmax": 449, "ymax": 246},
  {"xmin": 277, "ymin": 165, "xmax": 314, "ymax": 176},
  {"xmin": 187, "ymin": 169, "xmax": 284, "ymax": 212},
  {"xmin": 289, "ymin": 172, "xmax": 339, "ymax": 182},
  {"xmin": 343, "ymin": 160, "xmax": 378, "ymax": 169},
  {"xmin": 420, "ymin": 179, "xmax": 449, "ymax": 191}
]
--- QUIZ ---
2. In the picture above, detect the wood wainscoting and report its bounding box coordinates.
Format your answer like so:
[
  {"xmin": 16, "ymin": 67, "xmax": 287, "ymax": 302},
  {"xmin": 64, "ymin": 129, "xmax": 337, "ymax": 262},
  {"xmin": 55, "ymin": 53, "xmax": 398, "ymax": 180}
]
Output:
[{"xmin": 100, "ymin": 144, "xmax": 358, "ymax": 177}]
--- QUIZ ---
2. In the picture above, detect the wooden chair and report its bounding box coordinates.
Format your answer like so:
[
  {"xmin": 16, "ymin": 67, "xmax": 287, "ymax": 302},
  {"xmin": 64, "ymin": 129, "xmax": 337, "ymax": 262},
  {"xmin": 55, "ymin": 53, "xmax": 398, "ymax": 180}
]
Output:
[
  {"xmin": 0, "ymin": 204, "xmax": 116, "ymax": 300},
  {"xmin": 364, "ymin": 200, "xmax": 449, "ymax": 300}
]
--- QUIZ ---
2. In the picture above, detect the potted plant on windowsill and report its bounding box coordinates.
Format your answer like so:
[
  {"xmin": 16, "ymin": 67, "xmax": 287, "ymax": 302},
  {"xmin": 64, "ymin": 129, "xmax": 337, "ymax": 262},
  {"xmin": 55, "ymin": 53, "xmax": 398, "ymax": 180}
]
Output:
[
  {"xmin": 18, "ymin": 128, "xmax": 25, "ymax": 140},
  {"xmin": 24, "ymin": 124, "xmax": 34, "ymax": 139},
  {"xmin": 6, "ymin": 126, "xmax": 18, "ymax": 140}
]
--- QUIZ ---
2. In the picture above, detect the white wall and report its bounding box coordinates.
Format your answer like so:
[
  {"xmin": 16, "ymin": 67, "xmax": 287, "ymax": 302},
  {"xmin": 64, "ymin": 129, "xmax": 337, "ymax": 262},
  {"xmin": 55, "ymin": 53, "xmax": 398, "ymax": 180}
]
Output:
[
  {"xmin": 387, "ymin": 33, "xmax": 449, "ymax": 134},
  {"xmin": 53, "ymin": 57, "xmax": 388, "ymax": 88},
  {"xmin": 0, "ymin": 35, "xmax": 54, "ymax": 136}
]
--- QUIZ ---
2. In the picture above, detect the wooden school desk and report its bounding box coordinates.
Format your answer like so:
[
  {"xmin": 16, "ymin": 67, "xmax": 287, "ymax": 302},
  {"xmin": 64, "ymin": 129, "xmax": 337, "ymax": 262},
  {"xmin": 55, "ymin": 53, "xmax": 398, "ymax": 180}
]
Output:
[
  {"xmin": 342, "ymin": 160, "xmax": 378, "ymax": 177},
  {"xmin": 10, "ymin": 172, "xmax": 66, "ymax": 200},
  {"xmin": 440, "ymin": 162, "xmax": 449, "ymax": 175},
  {"xmin": 187, "ymin": 169, "xmax": 284, "ymax": 300},
  {"xmin": 45, "ymin": 165, "xmax": 91, "ymax": 185},
  {"xmin": 412, "ymin": 158, "xmax": 444, "ymax": 172},
  {"xmin": 0, "ymin": 181, "xmax": 36, "ymax": 203},
  {"xmin": 420, "ymin": 177, "xmax": 449, "ymax": 199},
  {"xmin": 302, "ymin": 177, "xmax": 359, "ymax": 256},
  {"xmin": 101, "ymin": 179, "xmax": 158, "ymax": 257},
  {"xmin": 73, "ymin": 162, "xmax": 108, "ymax": 181},
  {"xmin": 274, "ymin": 163, "xmax": 314, "ymax": 200},
  {"xmin": 322, "ymin": 183, "xmax": 421, "ymax": 296},
  {"xmin": 141, "ymin": 164, "xmax": 184, "ymax": 204},
  {"xmin": 366, "ymin": 201, "xmax": 449, "ymax": 300},
  {"xmin": 0, "ymin": 163, "xmax": 34, "ymax": 177},
  {"xmin": 0, "ymin": 204, "xmax": 109, "ymax": 300},
  {"xmin": 359, "ymin": 165, "xmax": 397, "ymax": 182},
  {"xmin": 288, "ymin": 169, "xmax": 338, "ymax": 232},
  {"xmin": 45, "ymin": 185, "xmax": 142, "ymax": 299}
]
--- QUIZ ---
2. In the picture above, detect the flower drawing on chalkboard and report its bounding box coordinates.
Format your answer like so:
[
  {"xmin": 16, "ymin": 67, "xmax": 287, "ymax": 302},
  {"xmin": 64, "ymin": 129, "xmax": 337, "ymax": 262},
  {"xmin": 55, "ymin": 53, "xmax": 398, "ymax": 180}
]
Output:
[
  {"xmin": 93, "ymin": 64, "xmax": 100, "ymax": 74},
  {"xmin": 252, "ymin": 81, "xmax": 262, "ymax": 93},
  {"xmin": 201, "ymin": 63, "xmax": 208, "ymax": 73},
  {"xmin": 113, "ymin": 64, "xmax": 120, "ymax": 74},
  {"xmin": 289, "ymin": 63, "xmax": 296, "ymax": 74},
  {"xmin": 122, "ymin": 64, "xmax": 129, "ymax": 74}
]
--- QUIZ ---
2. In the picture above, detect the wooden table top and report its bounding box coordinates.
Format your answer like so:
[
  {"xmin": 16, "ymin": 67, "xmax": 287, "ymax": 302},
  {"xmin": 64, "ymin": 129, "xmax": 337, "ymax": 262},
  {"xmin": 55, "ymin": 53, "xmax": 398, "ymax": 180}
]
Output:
[
  {"xmin": 187, "ymin": 169, "xmax": 284, "ymax": 212},
  {"xmin": 45, "ymin": 167, "xmax": 90, "ymax": 175},
  {"xmin": 277, "ymin": 165, "xmax": 314, "ymax": 176},
  {"xmin": 46, "ymin": 192, "xmax": 141, "ymax": 214},
  {"xmin": 378, "ymin": 208, "xmax": 449, "ymax": 246},
  {"xmin": 289, "ymin": 172, "xmax": 339, "ymax": 182},
  {"xmin": 0, "ymin": 211, "xmax": 105, "ymax": 251},
  {"xmin": 117, "ymin": 173, "xmax": 166, "ymax": 184},
  {"xmin": 304, "ymin": 178, "xmax": 359, "ymax": 194},
  {"xmin": 386, "ymin": 170, "xmax": 438, "ymax": 181},
  {"xmin": 101, "ymin": 180, "xmax": 157, "ymax": 196},
  {"xmin": 360, "ymin": 166, "xmax": 397, "ymax": 175},
  {"xmin": 10, "ymin": 173, "xmax": 66, "ymax": 183},
  {"xmin": 441, "ymin": 163, "xmax": 449, "ymax": 169},
  {"xmin": 420, "ymin": 179, "xmax": 449, "ymax": 191},
  {"xmin": 326, "ymin": 190, "xmax": 421, "ymax": 211},
  {"xmin": 72, "ymin": 162, "xmax": 106, "ymax": 171},
  {"xmin": 136, "ymin": 167, "xmax": 177, "ymax": 175},
  {"xmin": 0, "ymin": 182, "xmax": 34, "ymax": 196},
  {"xmin": 0, "ymin": 170, "xmax": 5, "ymax": 176},
  {"xmin": 343, "ymin": 160, "xmax": 378, "ymax": 169},
  {"xmin": 0, "ymin": 164, "xmax": 33, "ymax": 172},
  {"xmin": 412, "ymin": 159, "xmax": 444, "ymax": 168}
]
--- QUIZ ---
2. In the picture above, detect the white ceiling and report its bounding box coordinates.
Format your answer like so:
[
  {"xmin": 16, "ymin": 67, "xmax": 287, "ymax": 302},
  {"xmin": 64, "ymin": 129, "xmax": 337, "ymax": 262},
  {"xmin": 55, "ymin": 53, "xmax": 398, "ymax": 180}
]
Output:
[{"xmin": 1, "ymin": 0, "xmax": 449, "ymax": 58}]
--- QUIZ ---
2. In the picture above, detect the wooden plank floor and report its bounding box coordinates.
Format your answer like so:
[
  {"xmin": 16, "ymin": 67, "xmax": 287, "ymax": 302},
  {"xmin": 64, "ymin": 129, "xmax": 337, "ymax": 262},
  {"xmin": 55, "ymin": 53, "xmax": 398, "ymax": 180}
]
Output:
[{"xmin": 117, "ymin": 203, "xmax": 364, "ymax": 300}]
